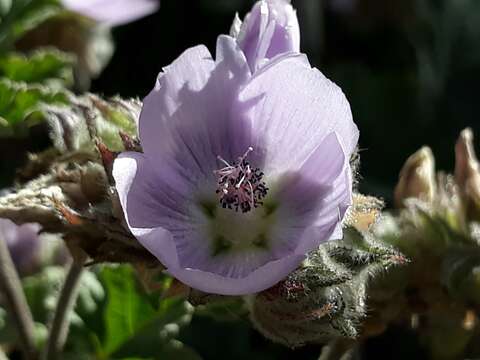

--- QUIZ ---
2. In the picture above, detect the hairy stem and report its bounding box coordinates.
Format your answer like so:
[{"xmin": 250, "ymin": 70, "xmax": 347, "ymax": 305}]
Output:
[
  {"xmin": 44, "ymin": 259, "xmax": 85, "ymax": 360},
  {"xmin": 0, "ymin": 231, "xmax": 37, "ymax": 359}
]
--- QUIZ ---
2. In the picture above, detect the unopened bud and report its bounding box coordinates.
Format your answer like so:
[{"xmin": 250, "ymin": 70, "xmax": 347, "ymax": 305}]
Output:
[
  {"xmin": 455, "ymin": 128, "xmax": 480, "ymax": 221},
  {"xmin": 394, "ymin": 146, "xmax": 436, "ymax": 207},
  {"xmin": 250, "ymin": 229, "xmax": 405, "ymax": 347},
  {"xmin": 80, "ymin": 162, "xmax": 109, "ymax": 204}
]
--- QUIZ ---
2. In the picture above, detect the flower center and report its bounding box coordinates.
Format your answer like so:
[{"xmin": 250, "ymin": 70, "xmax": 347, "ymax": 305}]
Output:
[{"xmin": 214, "ymin": 147, "xmax": 268, "ymax": 213}]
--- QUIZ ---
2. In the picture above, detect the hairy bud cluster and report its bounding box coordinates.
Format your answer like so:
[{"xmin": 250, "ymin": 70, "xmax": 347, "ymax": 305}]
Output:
[
  {"xmin": 250, "ymin": 228, "xmax": 405, "ymax": 348},
  {"xmin": 368, "ymin": 128, "xmax": 480, "ymax": 359},
  {"xmin": 0, "ymin": 95, "xmax": 153, "ymax": 266}
]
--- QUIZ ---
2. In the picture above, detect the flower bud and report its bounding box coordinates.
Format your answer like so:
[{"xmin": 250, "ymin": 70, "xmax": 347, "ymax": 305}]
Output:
[
  {"xmin": 80, "ymin": 162, "xmax": 109, "ymax": 204},
  {"xmin": 250, "ymin": 228, "xmax": 405, "ymax": 347},
  {"xmin": 0, "ymin": 218, "xmax": 41, "ymax": 274},
  {"xmin": 232, "ymin": 0, "xmax": 300, "ymax": 71},
  {"xmin": 394, "ymin": 146, "xmax": 436, "ymax": 208},
  {"xmin": 454, "ymin": 128, "xmax": 480, "ymax": 221}
]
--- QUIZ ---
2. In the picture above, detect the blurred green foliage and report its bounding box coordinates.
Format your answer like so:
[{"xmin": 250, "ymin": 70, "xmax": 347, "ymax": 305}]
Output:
[
  {"xmin": 0, "ymin": 49, "xmax": 73, "ymax": 86},
  {"xmin": 0, "ymin": 79, "xmax": 68, "ymax": 134},
  {"xmin": 0, "ymin": 0, "xmax": 61, "ymax": 51},
  {"xmin": 0, "ymin": 0, "xmax": 74, "ymax": 137},
  {"xmin": 0, "ymin": 265, "xmax": 200, "ymax": 360}
]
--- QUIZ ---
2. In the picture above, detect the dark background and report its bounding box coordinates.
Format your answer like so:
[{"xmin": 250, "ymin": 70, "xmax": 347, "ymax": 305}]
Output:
[{"xmin": 92, "ymin": 0, "xmax": 480, "ymax": 205}]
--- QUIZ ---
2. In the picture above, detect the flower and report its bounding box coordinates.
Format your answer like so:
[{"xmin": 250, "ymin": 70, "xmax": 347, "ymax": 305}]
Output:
[
  {"xmin": 230, "ymin": 0, "xmax": 300, "ymax": 72},
  {"xmin": 0, "ymin": 218, "xmax": 41, "ymax": 273},
  {"xmin": 62, "ymin": 0, "xmax": 159, "ymax": 26},
  {"xmin": 113, "ymin": 8, "xmax": 358, "ymax": 296}
]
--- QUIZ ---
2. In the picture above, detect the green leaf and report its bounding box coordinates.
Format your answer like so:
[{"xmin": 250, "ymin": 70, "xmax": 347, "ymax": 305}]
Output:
[
  {"xmin": 112, "ymin": 299, "xmax": 194, "ymax": 358},
  {"xmin": 98, "ymin": 265, "xmax": 196, "ymax": 359},
  {"xmin": 100, "ymin": 266, "xmax": 157, "ymax": 355},
  {"xmin": 0, "ymin": 78, "xmax": 69, "ymax": 136},
  {"xmin": 0, "ymin": 49, "xmax": 74, "ymax": 87}
]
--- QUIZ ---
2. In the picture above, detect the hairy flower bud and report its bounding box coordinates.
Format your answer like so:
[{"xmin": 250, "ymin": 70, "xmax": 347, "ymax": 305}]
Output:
[
  {"xmin": 249, "ymin": 228, "xmax": 405, "ymax": 347},
  {"xmin": 46, "ymin": 94, "xmax": 139, "ymax": 153},
  {"xmin": 394, "ymin": 146, "xmax": 436, "ymax": 208},
  {"xmin": 455, "ymin": 128, "xmax": 480, "ymax": 222}
]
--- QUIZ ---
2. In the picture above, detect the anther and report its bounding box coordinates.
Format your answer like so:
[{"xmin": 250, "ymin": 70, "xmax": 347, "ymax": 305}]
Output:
[{"xmin": 214, "ymin": 147, "xmax": 268, "ymax": 213}]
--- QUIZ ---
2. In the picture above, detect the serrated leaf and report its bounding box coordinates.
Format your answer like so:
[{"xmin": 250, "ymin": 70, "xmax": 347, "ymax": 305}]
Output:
[
  {"xmin": 0, "ymin": 49, "xmax": 74, "ymax": 87},
  {"xmin": 0, "ymin": 78, "xmax": 69, "ymax": 136}
]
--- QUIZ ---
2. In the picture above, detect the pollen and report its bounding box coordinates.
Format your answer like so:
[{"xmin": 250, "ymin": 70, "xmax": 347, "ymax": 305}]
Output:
[{"xmin": 214, "ymin": 147, "xmax": 268, "ymax": 213}]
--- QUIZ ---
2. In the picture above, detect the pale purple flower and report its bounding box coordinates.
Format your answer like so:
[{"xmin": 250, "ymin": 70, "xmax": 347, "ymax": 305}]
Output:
[
  {"xmin": 113, "ymin": 12, "xmax": 358, "ymax": 296},
  {"xmin": 62, "ymin": 0, "xmax": 159, "ymax": 26},
  {"xmin": 230, "ymin": 0, "xmax": 300, "ymax": 72},
  {"xmin": 0, "ymin": 218, "xmax": 41, "ymax": 273}
]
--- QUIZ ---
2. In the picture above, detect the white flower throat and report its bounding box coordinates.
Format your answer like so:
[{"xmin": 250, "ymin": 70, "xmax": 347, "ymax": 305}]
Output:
[{"xmin": 214, "ymin": 147, "xmax": 268, "ymax": 213}]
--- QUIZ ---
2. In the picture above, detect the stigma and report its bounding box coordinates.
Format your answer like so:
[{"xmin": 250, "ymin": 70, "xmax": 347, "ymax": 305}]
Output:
[{"xmin": 214, "ymin": 147, "xmax": 268, "ymax": 213}]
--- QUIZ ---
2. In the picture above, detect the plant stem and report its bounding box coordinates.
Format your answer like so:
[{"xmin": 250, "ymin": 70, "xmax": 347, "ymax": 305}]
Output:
[
  {"xmin": 44, "ymin": 259, "xmax": 85, "ymax": 360},
  {"xmin": 0, "ymin": 230, "xmax": 37, "ymax": 359}
]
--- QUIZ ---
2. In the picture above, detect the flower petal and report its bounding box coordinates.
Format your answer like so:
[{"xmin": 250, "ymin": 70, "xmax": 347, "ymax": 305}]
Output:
[
  {"xmin": 167, "ymin": 254, "xmax": 305, "ymax": 295},
  {"xmin": 113, "ymin": 152, "xmax": 187, "ymax": 267},
  {"xmin": 270, "ymin": 133, "xmax": 351, "ymax": 254},
  {"xmin": 238, "ymin": 56, "xmax": 359, "ymax": 176},
  {"xmin": 139, "ymin": 45, "xmax": 215, "ymax": 156},
  {"xmin": 0, "ymin": 219, "xmax": 41, "ymax": 270},
  {"xmin": 132, "ymin": 227, "xmax": 179, "ymax": 269},
  {"xmin": 113, "ymin": 152, "xmax": 196, "ymax": 229},
  {"xmin": 139, "ymin": 39, "xmax": 253, "ymax": 178},
  {"xmin": 62, "ymin": 0, "xmax": 159, "ymax": 26},
  {"xmin": 236, "ymin": 0, "xmax": 300, "ymax": 71}
]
